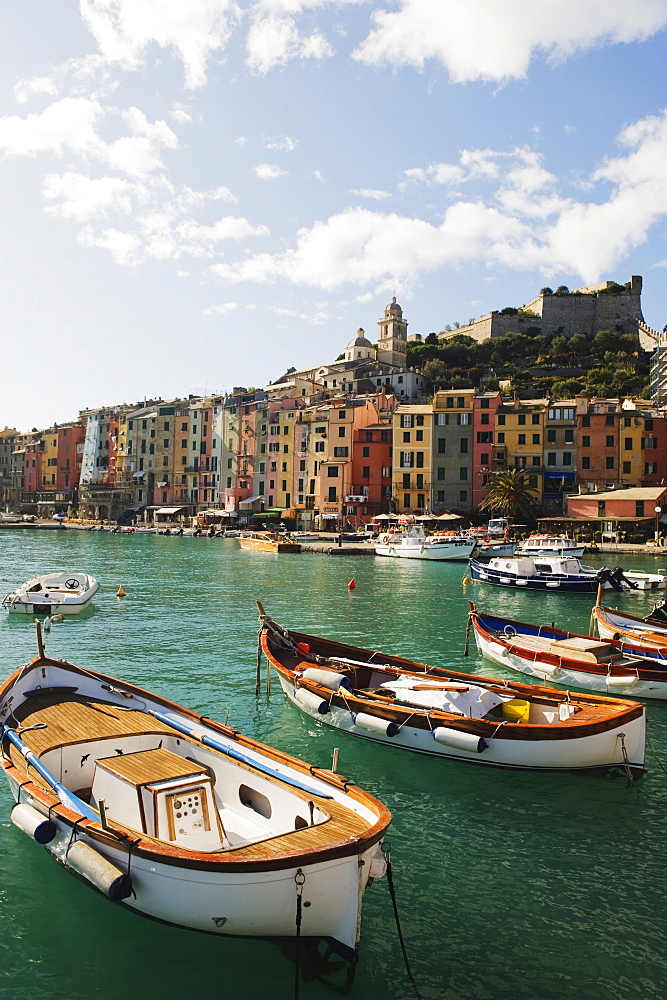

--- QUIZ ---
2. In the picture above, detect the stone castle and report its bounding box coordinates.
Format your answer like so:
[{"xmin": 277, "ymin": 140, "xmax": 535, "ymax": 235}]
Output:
[{"xmin": 437, "ymin": 276, "xmax": 659, "ymax": 351}]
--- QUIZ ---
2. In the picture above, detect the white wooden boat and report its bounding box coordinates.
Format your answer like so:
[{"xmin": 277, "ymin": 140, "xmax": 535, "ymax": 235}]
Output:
[
  {"xmin": 259, "ymin": 605, "xmax": 645, "ymax": 774},
  {"xmin": 593, "ymin": 602, "xmax": 667, "ymax": 646},
  {"xmin": 2, "ymin": 572, "xmax": 99, "ymax": 615},
  {"xmin": 0, "ymin": 630, "xmax": 390, "ymax": 959},
  {"xmin": 375, "ymin": 525, "xmax": 476, "ymax": 561},
  {"xmin": 470, "ymin": 603, "xmax": 667, "ymax": 702},
  {"xmin": 516, "ymin": 534, "xmax": 586, "ymax": 558}
]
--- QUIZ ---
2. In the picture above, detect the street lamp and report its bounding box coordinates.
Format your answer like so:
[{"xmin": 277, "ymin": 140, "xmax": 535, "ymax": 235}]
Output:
[{"xmin": 655, "ymin": 506, "xmax": 662, "ymax": 545}]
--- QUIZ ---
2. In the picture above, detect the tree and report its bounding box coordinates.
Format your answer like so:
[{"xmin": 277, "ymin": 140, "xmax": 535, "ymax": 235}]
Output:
[
  {"xmin": 479, "ymin": 469, "xmax": 539, "ymax": 521},
  {"xmin": 551, "ymin": 378, "xmax": 583, "ymax": 398},
  {"xmin": 422, "ymin": 359, "xmax": 450, "ymax": 388},
  {"xmin": 555, "ymin": 285, "xmax": 570, "ymax": 295}
]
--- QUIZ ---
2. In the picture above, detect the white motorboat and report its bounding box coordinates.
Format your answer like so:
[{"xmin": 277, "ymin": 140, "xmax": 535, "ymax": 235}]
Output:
[
  {"xmin": 2, "ymin": 572, "xmax": 99, "ymax": 615},
  {"xmin": 516, "ymin": 534, "xmax": 586, "ymax": 558},
  {"xmin": 375, "ymin": 524, "xmax": 476, "ymax": 561},
  {"xmin": 0, "ymin": 631, "xmax": 390, "ymax": 960}
]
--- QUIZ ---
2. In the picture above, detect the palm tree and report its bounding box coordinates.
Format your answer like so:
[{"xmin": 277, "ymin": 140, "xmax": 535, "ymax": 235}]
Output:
[{"xmin": 479, "ymin": 469, "xmax": 539, "ymax": 522}]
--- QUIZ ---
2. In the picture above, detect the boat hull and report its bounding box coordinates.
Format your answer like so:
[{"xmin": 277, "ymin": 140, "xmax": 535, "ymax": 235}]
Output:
[
  {"xmin": 375, "ymin": 538, "xmax": 476, "ymax": 561},
  {"xmin": 277, "ymin": 678, "xmax": 642, "ymax": 771},
  {"xmin": 469, "ymin": 558, "xmax": 598, "ymax": 591}
]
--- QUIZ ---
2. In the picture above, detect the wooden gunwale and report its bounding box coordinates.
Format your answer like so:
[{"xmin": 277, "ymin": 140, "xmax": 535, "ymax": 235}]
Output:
[
  {"xmin": 473, "ymin": 609, "xmax": 667, "ymax": 683},
  {"xmin": 0, "ymin": 658, "xmax": 390, "ymax": 873},
  {"xmin": 261, "ymin": 626, "xmax": 644, "ymax": 742},
  {"xmin": 593, "ymin": 605, "xmax": 667, "ymax": 651}
]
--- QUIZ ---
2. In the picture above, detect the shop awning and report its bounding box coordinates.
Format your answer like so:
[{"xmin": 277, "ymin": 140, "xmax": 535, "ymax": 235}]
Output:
[
  {"xmin": 132, "ymin": 470, "xmax": 145, "ymax": 478},
  {"xmin": 154, "ymin": 506, "xmax": 186, "ymax": 515},
  {"xmin": 238, "ymin": 495, "xmax": 264, "ymax": 508}
]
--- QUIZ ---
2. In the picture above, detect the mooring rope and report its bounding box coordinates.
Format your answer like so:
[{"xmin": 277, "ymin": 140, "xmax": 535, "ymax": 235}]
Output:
[{"xmin": 382, "ymin": 843, "xmax": 423, "ymax": 1000}]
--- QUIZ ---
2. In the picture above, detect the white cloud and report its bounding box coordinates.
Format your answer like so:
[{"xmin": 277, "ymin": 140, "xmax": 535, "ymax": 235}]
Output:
[
  {"xmin": 0, "ymin": 97, "xmax": 103, "ymax": 157},
  {"xmin": 211, "ymin": 109, "xmax": 667, "ymax": 288},
  {"xmin": 43, "ymin": 171, "xmax": 136, "ymax": 220},
  {"xmin": 79, "ymin": 0, "xmax": 241, "ymax": 88},
  {"xmin": 351, "ymin": 188, "xmax": 392, "ymax": 200},
  {"xmin": 252, "ymin": 162, "xmax": 288, "ymax": 180},
  {"xmin": 79, "ymin": 224, "xmax": 143, "ymax": 265},
  {"xmin": 353, "ymin": 0, "xmax": 667, "ymax": 82},
  {"xmin": 204, "ymin": 302, "xmax": 238, "ymax": 315},
  {"xmin": 245, "ymin": 0, "xmax": 344, "ymax": 74},
  {"xmin": 264, "ymin": 135, "xmax": 298, "ymax": 152}
]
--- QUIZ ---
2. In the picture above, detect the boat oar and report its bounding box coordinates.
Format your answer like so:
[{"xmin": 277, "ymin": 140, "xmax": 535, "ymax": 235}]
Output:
[
  {"xmin": 145, "ymin": 709, "xmax": 334, "ymax": 800},
  {"xmin": 2, "ymin": 725, "xmax": 98, "ymax": 820}
]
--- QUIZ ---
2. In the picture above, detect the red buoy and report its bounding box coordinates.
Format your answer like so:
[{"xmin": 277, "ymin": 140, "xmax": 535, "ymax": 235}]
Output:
[
  {"xmin": 348, "ymin": 579, "xmax": 356, "ymax": 589},
  {"xmin": 296, "ymin": 641, "xmax": 311, "ymax": 654}
]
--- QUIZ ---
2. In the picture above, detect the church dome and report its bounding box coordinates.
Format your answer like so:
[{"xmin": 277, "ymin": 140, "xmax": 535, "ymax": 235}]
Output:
[
  {"xmin": 346, "ymin": 328, "xmax": 372, "ymax": 349},
  {"xmin": 385, "ymin": 297, "xmax": 402, "ymax": 315}
]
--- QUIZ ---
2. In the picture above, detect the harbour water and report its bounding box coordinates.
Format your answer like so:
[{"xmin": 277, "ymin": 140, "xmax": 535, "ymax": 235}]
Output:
[{"xmin": 1, "ymin": 531, "xmax": 666, "ymax": 1000}]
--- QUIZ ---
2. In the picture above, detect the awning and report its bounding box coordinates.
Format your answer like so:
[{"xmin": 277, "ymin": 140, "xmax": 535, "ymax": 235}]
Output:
[
  {"xmin": 437, "ymin": 512, "xmax": 465, "ymax": 521},
  {"xmin": 154, "ymin": 506, "xmax": 186, "ymax": 515},
  {"xmin": 133, "ymin": 470, "xmax": 145, "ymax": 478},
  {"xmin": 544, "ymin": 471, "xmax": 575, "ymax": 479},
  {"xmin": 281, "ymin": 508, "xmax": 296, "ymax": 518},
  {"xmin": 123, "ymin": 504, "xmax": 145, "ymax": 512},
  {"xmin": 239, "ymin": 495, "xmax": 264, "ymax": 508},
  {"xmin": 156, "ymin": 481, "xmax": 168, "ymax": 488}
]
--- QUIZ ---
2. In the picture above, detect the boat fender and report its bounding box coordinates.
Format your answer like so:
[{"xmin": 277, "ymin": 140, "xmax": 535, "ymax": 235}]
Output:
[
  {"xmin": 487, "ymin": 641, "xmax": 509, "ymax": 658},
  {"xmin": 295, "ymin": 686, "xmax": 330, "ymax": 715},
  {"xmin": 352, "ymin": 713, "xmax": 400, "ymax": 738},
  {"xmin": 11, "ymin": 803, "xmax": 57, "ymax": 844},
  {"xmin": 301, "ymin": 668, "xmax": 352, "ymax": 691},
  {"xmin": 432, "ymin": 727, "xmax": 488, "ymax": 753},
  {"xmin": 606, "ymin": 675, "xmax": 639, "ymax": 687},
  {"xmin": 66, "ymin": 841, "xmax": 133, "ymax": 901}
]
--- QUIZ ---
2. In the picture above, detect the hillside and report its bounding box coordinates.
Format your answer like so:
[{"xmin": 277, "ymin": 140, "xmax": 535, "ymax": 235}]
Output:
[{"xmin": 407, "ymin": 324, "xmax": 652, "ymax": 400}]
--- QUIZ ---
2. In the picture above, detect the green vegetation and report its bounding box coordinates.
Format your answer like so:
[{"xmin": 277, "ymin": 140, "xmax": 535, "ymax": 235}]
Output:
[
  {"xmin": 407, "ymin": 325, "xmax": 651, "ymax": 400},
  {"xmin": 479, "ymin": 469, "xmax": 539, "ymax": 521}
]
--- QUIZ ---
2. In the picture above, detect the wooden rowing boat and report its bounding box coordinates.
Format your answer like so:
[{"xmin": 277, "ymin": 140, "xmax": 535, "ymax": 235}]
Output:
[
  {"xmin": 258, "ymin": 604, "xmax": 645, "ymax": 775},
  {"xmin": 0, "ymin": 627, "xmax": 390, "ymax": 959},
  {"xmin": 593, "ymin": 602, "xmax": 667, "ymax": 648},
  {"xmin": 470, "ymin": 603, "xmax": 667, "ymax": 701},
  {"xmin": 238, "ymin": 531, "xmax": 301, "ymax": 553}
]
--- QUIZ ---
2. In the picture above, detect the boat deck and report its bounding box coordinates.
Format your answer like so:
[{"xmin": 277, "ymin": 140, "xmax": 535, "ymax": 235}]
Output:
[{"xmin": 5, "ymin": 689, "xmax": 370, "ymax": 857}]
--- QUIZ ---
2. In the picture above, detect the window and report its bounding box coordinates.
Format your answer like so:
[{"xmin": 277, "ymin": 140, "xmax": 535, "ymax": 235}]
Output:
[
  {"xmin": 581, "ymin": 456, "xmax": 591, "ymax": 469},
  {"xmin": 362, "ymin": 466, "xmax": 370, "ymax": 479},
  {"xmin": 532, "ymin": 414, "xmax": 540, "ymax": 425},
  {"xmin": 380, "ymin": 431, "xmax": 389, "ymax": 442},
  {"xmin": 400, "ymin": 452, "xmax": 414, "ymax": 468},
  {"xmin": 417, "ymin": 493, "xmax": 425, "ymax": 508},
  {"xmin": 645, "ymin": 419, "xmax": 654, "ymax": 431},
  {"xmin": 365, "ymin": 431, "xmax": 373, "ymax": 442},
  {"xmin": 299, "ymin": 459, "xmax": 306, "ymax": 470},
  {"xmin": 416, "ymin": 415, "xmax": 424, "ymax": 426},
  {"xmin": 606, "ymin": 415, "xmax": 615, "ymax": 426},
  {"xmin": 562, "ymin": 452, "xmax": 572, "ymax": 466},
  {"xmin": 315, "ymin": 426, "xmax": 326, "ymax": 434},
  {"xmin": 477, "ymin": 431, "xmax": 493, "ymax": 443},
  {"xmin": 497, "ymin": 414, "xmax": 506, "ymax": 425},
  {"xmin": 459, "ymin": 467, "xmax": 468, "ymax": 481},
  {"xmin": 404, "ymin": 493, "xmax": 411, "ymax": 508},
  {"xmin": 446, "ymin": 397, "xmax": 454, "ymax": 408},
  {"xmin": 481, "ymin": 413, "xmax": 490, "ymax": 425},
  {"xmin": 624, "ymin": 438, "xmax": 632, "ymax": 450},
  {"xmin": 315, "ymin": 441, "xmax": 324, "ymax": 452},
  {"xmin": 438, "ymin": 439, "xmax": 446, "ymax": 454},
  {"xmin": 518, "ymin": 434, "xmax": 526, "ymax": 445},
  {"xmin": 382, "ymin": 466, "xmax": 391, "ymax": 478},
  {"xmin": 281, "ymin": 480, "xmax": 287, "ymax": 491},
  {"xmin": 459, "ymin": 490, "xmax": 467, "ymax": 503},
  {"xmin": 564, "ymin": 429, "xmax": 574, "ymax": 444},
  {"xmin": 457, "ymin": 413, "xmax": 469, "ymax": 425},
  {"xmin": 623, "ymin": 461, "xmax": 632, "ymax": 474},
  {"xmin": 437, "ymin": 467, "xmax": 446, "ymax": 481},
  {"xmin": 328, "ymin": 487, "xmax": 337, "ymax": 502},
  {"xmin": 338, "ymin": 427, "xmax": 346, "ymax": 438},
  {"xmin": 339, "ymin": 411, "xmax": 346, "ymax": 419},
  {"xmin": 547, "ymin": 429, "xmax": 556, "ymax": 443},
  {"xmin": 532, "ymin": 434, "xmax": 540, "ymax": 444},
  {"xmin": 481, "ymin": 398, "xmax": 489, "ymax": 408},
  {"xmin": 460, "ymin": 438, "xmax": 468, "ymax": 453},
  {"xmin": 457, "ymin": 397, "xmax": 465, "ymax": 408},
  {"xmin": 598, "ymin": 500, "xmax": 606, "ymax": 516},
  {"xmin": 333, "ymin": 447, "xmax": 348, "ymax": 457},
  {"xmin": 605, "ymin": 456, "xmax": 615, "ymax": 469},
  {"xmin": 497, "ymin": 432, "xmax": 505, "ymax": 443},
  {"xmin": 518, "ymin": 414, "xmax": 526, "ymax": 425},
  {"xmin": 636, "ymin": 500, "xmax": 645, "ymax": 517},
  {"xmin": 362, "ymin": 447, "xmax": 370, "ymax": 457},
  {"xmin": 401, "ymin": 415, "xmax": 413, "ymax": 428},
  {"xmin": 436, "ymin": 413, "xmax": 448, "ymax": 425},
  {"xmin": 416, "ymin": 430, "xmax": 423, "ymax": 441},
  {"xmin": 416, "ymin": 452, "xmax": 424, "ymax": 468},
  {"xmin": 606, "ymin": 436, "xmax": 615, "ymax": 447},
  {"xmin": 582, "ymin": 435, "xmax": 590, "ymax": 448},
  {"xmin": 645, "ymin": 462, "xmax": 658, "ymax": 474},
  {"xmin": 403, "ymin": 431, "xmax": 411, "ymax": 443},
  {"xmin": 437, "ymin": 490, "xmax": 446, "ymax": 502},
  {"xmin": 402, "ymin": 473, "xmax": 411, "ymax": 488},
  {"xmin": 581, "ymin": 415, "xmax": 590, "ymax": 427},
  {"xmin": 480, "ymin": 453, "xmax": 489, "ymax": 465},
  {"xmin": 547, "ymin": 453, "xmax": 557, "ymax": 466},
  {"xmin": 327, "ymin": 466, "xmax": 339, "ymax": 477}
]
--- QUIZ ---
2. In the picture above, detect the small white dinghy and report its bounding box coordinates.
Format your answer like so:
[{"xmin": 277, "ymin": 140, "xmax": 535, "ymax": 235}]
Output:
[
  {"xmin": 0, "ymin": 625, "xmax": 390, "ymax": 960},
  {"xmin": 2, "ymin": 572, "xmax": 99, "ymax": 615}
]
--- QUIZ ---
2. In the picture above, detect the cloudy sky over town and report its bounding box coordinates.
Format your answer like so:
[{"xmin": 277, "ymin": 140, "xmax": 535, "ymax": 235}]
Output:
[{"xmin": 2, "ymin": 1, "xmax": 667, "ymax": 429}]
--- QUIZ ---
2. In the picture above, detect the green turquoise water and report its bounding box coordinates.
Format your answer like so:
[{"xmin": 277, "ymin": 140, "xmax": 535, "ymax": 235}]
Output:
[{"xmin": 1, "ymin": 531, "xmax": 666, "ymax": 1000}]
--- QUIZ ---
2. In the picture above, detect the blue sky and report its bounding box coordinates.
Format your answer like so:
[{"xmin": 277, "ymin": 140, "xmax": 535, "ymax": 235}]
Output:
[{"xmin": 1, "ymin": 0, "xmax": 667, "ymax": 430}]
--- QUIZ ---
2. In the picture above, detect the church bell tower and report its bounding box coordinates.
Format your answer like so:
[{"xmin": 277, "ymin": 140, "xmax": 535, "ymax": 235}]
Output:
[{"xmin": 377, "ymin": 297, "xmax": 407, "ymax": 368}]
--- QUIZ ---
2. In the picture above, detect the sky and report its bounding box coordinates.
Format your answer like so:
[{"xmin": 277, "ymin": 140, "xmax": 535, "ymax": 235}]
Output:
[{"xmin": 1, "ymin": 0, "xmax": 667, "ymax": 432}]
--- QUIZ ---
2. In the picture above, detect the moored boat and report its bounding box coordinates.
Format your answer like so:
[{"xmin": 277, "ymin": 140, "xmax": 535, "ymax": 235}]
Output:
[
  {"xmin": 238, "ymin": 531, "xmax": 301, "ymax": 553},
  {"xmin": 470, "ymin": 603, "xmax": 667, "ymax": 700},
  {"xmin": 469, "ymin": 555, "xmax": 602, "ymax": 591},
  {"xmin": 258, "ymin": 604, "xmax": 645, "ymax": 774},
  {"xmin": 593, "ymin": 602, "xmax": 667, "ymax": 646},
  {"xmin": 375, "ymin": 524, "xmax": 476, "ymax": 561},
  {"xmin": 516, "ymin": 534, "xmax": 586, "ymax": 558},
  {"xmin": 2, "ymin": 572, "xmax": 99, "ymax": 615},
  {"xmin": 0, "ymin": 630, "xmax": 390, "ymax": 959}
]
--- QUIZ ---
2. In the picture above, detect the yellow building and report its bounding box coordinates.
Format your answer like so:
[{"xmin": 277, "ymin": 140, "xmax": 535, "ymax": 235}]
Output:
[
  {"xmin": 392, "ymin": 403, "xmax": 435, "ymax": 513},
  {"xmin": 495, "ymin": 399, "xmax": 549, "ymax": 504}
]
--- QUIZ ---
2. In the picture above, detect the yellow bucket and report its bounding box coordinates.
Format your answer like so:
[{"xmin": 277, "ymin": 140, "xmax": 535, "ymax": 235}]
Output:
[{"xmin": 502, "ymin": 698, "xmax": 530, "ymax": 723}]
